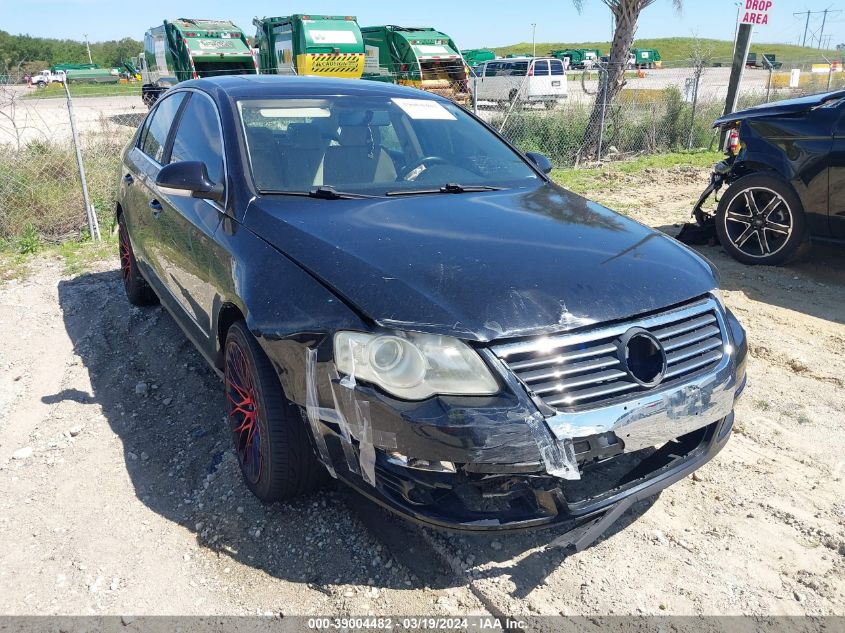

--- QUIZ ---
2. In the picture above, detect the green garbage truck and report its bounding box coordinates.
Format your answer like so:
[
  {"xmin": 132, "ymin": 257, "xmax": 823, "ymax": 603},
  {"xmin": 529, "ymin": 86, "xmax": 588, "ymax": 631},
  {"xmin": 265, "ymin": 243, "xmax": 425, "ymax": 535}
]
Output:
[
  {"xmin": 630, "ymin": 48, "xmax": 661, "ymax": 69},
  {"xmin": 141, "ymin": 18, "xmax": 258, "ymax": 106},
  {"xmin": 253, "ymin": 14, "xmax": 365, "ymax": 78},
  {"xmin": 361, "ymin": 25, "xmax": 469, "ymax": 104},
  {"xmin": 461, "ymin": 48, "xmax": 495, "ymax": 71},
  {"xmin": 550, "ymin": 48, "xmax": 600, "ymax": 69}
]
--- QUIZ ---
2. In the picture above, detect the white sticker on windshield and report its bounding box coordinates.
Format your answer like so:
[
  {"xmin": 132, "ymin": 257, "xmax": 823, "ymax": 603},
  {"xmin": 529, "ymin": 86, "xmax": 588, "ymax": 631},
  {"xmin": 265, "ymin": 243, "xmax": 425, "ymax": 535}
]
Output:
[{"xmin": 391, "ymin": 98, "xmax": 456, "ymax": 120}]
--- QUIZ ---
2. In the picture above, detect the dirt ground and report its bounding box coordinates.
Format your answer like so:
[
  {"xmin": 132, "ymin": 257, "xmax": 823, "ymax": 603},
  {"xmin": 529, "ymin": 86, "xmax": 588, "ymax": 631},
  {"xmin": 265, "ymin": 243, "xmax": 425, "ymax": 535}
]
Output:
[{"xmin": 0, "ymin": 163, "xmax": 843, "ymax": 619}]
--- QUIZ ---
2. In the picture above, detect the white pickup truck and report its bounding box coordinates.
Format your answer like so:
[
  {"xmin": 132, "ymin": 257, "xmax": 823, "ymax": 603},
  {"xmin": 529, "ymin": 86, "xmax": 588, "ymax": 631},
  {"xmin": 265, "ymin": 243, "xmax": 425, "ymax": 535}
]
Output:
[{"xmin": 31, "ymin": 70, "xmax": 66, "ymax": 88}]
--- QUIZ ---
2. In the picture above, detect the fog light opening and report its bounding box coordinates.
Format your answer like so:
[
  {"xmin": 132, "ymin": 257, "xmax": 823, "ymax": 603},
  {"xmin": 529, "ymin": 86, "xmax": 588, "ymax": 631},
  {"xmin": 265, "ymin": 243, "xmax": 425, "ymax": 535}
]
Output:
[{"xmin": 385, "ymin": 451, "xmax": 456, "ymax": 473}]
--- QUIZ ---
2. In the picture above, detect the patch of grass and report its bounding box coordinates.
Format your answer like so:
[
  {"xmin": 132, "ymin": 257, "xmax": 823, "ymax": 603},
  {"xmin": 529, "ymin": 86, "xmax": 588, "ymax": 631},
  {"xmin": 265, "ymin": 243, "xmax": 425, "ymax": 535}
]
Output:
[
  {"xmin": 755, "ymin": 399, "xmax": 771, "ymax": 412},
  {"xmin": 17, "ymin": 223, "xmax": 40, "ymax": 254},
  {"xmin": 57, "ymin": 234, "xmax": 117, "ymax": 276},
  {"xmin": 550, "ymin": 150, "xmax": 721, "ymax": 196},
  {"xmin": 0, "ymin": 249, "xmax": 32, "ymax": 282},
  {"xmin": 22, "ymin": 81, "xmax": 141, "ymax": 100},
  {"xmin": 0, "ymin": 235, "xmax": 117, "ymax": 283}
]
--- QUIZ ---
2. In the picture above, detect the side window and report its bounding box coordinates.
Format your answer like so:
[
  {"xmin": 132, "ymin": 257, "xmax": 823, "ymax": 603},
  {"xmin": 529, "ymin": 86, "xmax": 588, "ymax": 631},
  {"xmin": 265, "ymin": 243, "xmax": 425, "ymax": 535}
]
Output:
[
  {"xmin": 140, "ymin": 92, "xmax": 186, "ymax": 163},
  {"xmin": 485, "ymin": 62, "xmax": 500, "ymax": 77},
  {"xmin": 550, "ymin": 60, "xmax": 565, "ymax": 75},
  {"xmin": 533, "ymin": 60, "xmax": 549, "ymax": 75},
  {"xmin": 510, "ymin": 62, "xmax": 529, "ymax": 76},
  {"xmin": 169, "ymin": 93, "xmax": 225, "ymax": 186}
]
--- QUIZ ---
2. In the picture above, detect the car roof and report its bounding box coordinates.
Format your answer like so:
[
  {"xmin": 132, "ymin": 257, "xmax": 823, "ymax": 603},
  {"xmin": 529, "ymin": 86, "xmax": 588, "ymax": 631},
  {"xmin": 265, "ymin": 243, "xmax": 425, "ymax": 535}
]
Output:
[{"xmin": 179, "ymin": 75, "xmax": 450, "ymax": 101}]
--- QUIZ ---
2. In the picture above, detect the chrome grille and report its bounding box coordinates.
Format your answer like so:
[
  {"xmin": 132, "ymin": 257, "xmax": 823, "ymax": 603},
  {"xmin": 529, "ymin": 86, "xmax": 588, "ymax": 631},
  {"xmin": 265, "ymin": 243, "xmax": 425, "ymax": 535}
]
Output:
[{"xmin": 493, "ymin": 297, "xmax": 726, "ymax": 410}]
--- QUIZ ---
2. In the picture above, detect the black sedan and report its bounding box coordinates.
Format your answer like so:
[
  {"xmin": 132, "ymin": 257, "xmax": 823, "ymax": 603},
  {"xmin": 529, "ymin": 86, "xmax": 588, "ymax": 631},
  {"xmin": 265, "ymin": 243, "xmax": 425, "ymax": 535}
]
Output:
[
  {"xmin": 690, "ymin": 89, "xmax": 845, "ymax": 265},
  {"xmin": 117, "ymin": 76, "xmax": 747, "ymax": 539}
]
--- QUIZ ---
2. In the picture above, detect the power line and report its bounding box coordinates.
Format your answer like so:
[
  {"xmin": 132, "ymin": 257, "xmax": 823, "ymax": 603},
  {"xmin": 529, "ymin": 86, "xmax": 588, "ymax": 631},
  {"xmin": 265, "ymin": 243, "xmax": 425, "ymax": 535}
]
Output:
[{"xmin": 794, "ymin": 7, "xmax": 842, "ymax": 49}]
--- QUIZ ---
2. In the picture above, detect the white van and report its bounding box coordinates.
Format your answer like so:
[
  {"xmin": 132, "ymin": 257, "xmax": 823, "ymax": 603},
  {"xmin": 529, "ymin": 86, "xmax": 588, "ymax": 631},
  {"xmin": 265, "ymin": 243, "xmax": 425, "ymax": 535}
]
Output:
[{"xmin": 472, "ymin": 57, "xmax": 567, "ymax": 108}]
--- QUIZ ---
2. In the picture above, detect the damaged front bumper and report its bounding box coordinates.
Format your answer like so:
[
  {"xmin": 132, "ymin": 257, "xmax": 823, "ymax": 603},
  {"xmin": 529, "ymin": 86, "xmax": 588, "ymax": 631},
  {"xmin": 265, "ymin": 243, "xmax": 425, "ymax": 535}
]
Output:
[{"xmin": 298, "ymin": 304, "xmax": 748, "ymax": 539}]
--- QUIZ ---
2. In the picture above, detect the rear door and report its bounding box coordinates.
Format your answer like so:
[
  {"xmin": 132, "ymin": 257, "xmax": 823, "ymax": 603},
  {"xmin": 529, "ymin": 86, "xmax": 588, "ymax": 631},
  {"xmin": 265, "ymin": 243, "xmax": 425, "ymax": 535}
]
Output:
[
  {"xmin": 527, "ymin": 59, "xmax": 551, "ymax": 98},
  {"xmin": 126, "ymin": 91, "xmax": 187, "ymax": 283},
  {"xmin": 549, "ymin": 59, "xmax": 567, "ymax": 98},
  {"xmin": 153, "ymin": 90, "xmax": 227, "ymax": 340}
]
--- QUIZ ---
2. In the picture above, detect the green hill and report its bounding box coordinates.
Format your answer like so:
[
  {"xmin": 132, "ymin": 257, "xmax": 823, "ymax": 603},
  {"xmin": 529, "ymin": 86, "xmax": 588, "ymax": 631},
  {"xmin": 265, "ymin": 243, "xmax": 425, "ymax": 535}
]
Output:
[{"xmin": 493, "ymin": 37, "xmax": 841, "ymax": 66}]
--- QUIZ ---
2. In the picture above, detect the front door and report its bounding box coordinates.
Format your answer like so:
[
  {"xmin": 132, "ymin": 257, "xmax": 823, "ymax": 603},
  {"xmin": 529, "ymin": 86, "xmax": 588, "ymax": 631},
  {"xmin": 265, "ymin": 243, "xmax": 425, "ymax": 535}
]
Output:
[
  {"xmin": 130, "ymin": 91, "xmax": 187, "ymax": 284},
  {"xmin": 151, "ymin": 90, "xmax": 227, "ymax": 341},
  {"xmin": 830, "ymin": 100, "xmax": 845, "ymax": 239}
]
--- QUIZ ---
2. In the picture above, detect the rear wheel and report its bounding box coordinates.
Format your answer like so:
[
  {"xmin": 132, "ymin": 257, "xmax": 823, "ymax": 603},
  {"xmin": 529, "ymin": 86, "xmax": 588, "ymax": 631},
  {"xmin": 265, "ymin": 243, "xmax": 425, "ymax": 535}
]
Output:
[
  {"xmin": 118, "ymin": 215, "xmax": 157, "ymax": 305},
  {"xmin": 224, "ymin": 321, "xmax": 328, "ymax": 502},
  {"xmin": 715, "ymin": 173, "xmax": 806, "ymax": 265}
]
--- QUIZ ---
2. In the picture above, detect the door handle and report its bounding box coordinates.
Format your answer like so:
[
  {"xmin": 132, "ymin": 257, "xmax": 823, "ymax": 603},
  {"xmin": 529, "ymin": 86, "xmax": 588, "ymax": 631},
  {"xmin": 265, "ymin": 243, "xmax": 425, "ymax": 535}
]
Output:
[
  {"xmin": 123, "ymin": 173, "xmax": 134, "ymax": 185},
  {"xmin": 149, "ymin": 199, "xmax": 162, "ymax": 217}
]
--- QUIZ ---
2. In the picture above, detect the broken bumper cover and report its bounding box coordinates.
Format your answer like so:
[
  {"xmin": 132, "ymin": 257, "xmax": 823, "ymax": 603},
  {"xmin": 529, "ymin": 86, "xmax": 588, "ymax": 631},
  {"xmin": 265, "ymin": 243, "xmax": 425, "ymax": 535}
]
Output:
[{"xmin": 304, "ymin": 308, "xmax": 747, "ymax": 534}]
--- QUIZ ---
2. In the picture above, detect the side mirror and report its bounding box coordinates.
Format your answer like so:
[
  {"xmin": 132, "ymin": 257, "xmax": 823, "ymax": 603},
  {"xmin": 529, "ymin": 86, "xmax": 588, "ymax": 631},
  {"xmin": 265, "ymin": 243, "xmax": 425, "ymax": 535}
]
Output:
[
  {"xmin": 525, "ymin": 151, "xmax": 553, "ymax": 175},
  {"xmin": 156, "ymin": 161, "xmax": 223, "ymax": 202}
]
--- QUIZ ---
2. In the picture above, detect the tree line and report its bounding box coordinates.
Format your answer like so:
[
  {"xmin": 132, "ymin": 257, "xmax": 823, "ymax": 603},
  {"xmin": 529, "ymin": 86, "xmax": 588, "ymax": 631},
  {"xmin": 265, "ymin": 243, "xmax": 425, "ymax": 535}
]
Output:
[{"xmin": 0, "ymin": 30, "xmax": 143, "ymax": 74}]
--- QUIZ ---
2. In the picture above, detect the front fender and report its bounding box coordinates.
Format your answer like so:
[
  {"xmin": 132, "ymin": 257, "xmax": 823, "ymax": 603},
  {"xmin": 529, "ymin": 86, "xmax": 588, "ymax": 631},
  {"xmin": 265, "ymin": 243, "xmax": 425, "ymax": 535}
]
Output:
[{"xmin": 211, "ymin": 217, "xmax": 368, "ymax": 406}]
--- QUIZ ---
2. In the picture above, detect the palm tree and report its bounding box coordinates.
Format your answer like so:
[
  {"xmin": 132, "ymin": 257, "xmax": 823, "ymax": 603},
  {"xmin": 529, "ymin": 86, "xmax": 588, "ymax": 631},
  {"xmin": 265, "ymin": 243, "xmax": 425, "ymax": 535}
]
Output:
[{"xmin": 573, "ymin": 0, "xmax": 682, "ymax": 159}]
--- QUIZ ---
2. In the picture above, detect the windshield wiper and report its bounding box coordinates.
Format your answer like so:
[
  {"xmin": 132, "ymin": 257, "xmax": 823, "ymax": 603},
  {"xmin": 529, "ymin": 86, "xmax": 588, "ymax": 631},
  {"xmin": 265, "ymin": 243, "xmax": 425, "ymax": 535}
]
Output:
[
  {"xmin": 261, "ymin": 186, "xmax": 377, "ymax": 200},
  {"xmin": 385, "ymin": 183, "xmax": 503, "ymax": 197}
]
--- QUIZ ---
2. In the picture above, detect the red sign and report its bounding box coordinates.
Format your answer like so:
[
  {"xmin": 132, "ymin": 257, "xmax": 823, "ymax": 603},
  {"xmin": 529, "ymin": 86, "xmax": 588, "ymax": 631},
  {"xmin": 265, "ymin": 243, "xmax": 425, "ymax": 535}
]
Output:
[{"xmin": 741, "ymin": 0, "xmax": 773, "ymax": 25}]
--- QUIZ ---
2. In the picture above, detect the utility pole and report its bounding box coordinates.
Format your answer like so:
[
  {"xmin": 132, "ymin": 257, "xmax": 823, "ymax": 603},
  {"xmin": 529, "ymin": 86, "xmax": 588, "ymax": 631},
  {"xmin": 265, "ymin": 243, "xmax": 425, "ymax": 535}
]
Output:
[
  {"xmin": 818, "ymin": 9, "xmax": 828, "ymax": 49},
  {"xmin": 531, "ymin": 23, "xmax": 536, "ymax": 58},
  {"xmin": 722, "ymin": 22, "xmax": 752, "ymax": 145},
  {"xmin": 83, "ymin": 33, "xmax": 92, "ymax": 64},
  {"xmin": 794, "ymin": 10, "xmax": 811, "ymax": 47}
]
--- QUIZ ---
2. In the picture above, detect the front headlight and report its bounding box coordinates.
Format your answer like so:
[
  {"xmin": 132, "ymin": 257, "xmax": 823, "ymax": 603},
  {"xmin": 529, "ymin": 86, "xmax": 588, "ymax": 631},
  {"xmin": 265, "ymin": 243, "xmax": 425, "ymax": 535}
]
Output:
[{"xmin": 334, "ymin": 330, "xmax": 499, "ymax": 400}]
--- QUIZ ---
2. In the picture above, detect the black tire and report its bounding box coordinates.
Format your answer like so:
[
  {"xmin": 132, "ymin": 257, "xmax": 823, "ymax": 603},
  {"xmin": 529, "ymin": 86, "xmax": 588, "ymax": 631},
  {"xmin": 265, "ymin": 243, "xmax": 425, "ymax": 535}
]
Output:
[
  {"xmin": 508, "ymin": 89, "xmax": 518, "ymax": 104},
  {"xmin": 118, "ymin": 215, "xmax": 158, "ymax": 305},
  {"xmin": 544, "ymin": 100, "xmax": 557, "ymax": 110},
  {"xmin": 224, "ymin": 321, "xmax": 328, "ymax": 503},
  {"xmin": 715, "ymin": 173, "xmax": 806, "ymax": 266},
  {"xmin": 36, "ymin": 81, "xmax": 46, "ymax": 88}
]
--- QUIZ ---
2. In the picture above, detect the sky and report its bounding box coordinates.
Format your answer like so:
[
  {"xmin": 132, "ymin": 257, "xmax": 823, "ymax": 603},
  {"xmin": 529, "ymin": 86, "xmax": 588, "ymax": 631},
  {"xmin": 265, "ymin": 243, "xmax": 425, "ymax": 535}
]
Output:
[{"xmin": 1, "ymin": 0, "xmax": 843, "ymax": 49}]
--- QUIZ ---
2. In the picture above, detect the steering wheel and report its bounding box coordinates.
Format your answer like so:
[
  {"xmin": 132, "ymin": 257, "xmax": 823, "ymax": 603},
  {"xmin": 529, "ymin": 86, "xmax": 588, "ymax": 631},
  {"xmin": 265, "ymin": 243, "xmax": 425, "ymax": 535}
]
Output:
[{"xmin": 401, "ymin": 156, "xmax": 449, "ymax": 181}]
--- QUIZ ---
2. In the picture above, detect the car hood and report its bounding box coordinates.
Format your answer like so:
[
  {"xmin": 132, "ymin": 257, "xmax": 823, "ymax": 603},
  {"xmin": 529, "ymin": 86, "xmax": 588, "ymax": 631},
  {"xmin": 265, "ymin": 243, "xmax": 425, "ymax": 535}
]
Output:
[
  {"xmin": 245, "ymin": 183, "xmax": 717, "ymax": 342},
  {"xmin": 714, "ymin": 89, "xmax": 845, "ymax": 126}
]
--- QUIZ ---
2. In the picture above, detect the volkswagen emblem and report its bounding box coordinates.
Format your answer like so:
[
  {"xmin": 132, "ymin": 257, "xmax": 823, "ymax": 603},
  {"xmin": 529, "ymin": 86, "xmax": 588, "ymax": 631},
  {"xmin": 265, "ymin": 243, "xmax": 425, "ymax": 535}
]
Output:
[{"xmin": 617, "ymin": 328, "xmax": 667, "ymax": 388}]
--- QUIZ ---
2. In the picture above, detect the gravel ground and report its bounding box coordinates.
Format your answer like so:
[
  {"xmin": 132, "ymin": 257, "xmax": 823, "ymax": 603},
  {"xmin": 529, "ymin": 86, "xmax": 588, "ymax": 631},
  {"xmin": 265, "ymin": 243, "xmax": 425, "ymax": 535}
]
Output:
[{"xmin": 0, "ymin": 163, "xmax": 842, "ymax": 618}]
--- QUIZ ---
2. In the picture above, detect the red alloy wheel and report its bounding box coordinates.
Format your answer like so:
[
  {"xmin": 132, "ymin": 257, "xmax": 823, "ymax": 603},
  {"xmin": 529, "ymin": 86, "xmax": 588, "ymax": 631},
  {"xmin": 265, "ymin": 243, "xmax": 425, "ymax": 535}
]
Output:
[
  {"xmin": 118, "ymin": 223, "xmax": 132, "ymax": 284},
  {"xmin": 224, "ymin": 340, "xmax": 264, "ymax": 484}
]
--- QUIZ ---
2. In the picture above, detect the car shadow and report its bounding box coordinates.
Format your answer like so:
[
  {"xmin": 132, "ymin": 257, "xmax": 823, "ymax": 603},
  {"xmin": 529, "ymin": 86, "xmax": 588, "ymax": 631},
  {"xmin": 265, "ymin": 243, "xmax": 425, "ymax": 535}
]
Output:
[
  {"xmin": 55, "ymin": 269, "xmax": 655, "ymax": 596},
  {"xmin": 657, "ymin": 223, "xmax": 845, "ymax": 327}
]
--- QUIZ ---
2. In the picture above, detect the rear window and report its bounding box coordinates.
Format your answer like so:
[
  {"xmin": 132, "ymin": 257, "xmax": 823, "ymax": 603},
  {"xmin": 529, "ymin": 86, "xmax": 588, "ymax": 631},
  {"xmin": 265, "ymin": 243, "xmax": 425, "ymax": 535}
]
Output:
[
  {"xmin": 533, "ymin": 60, "xmax": 549, "ymax": 75},
  {"xmin": 550, "ymin": 60, "xmax": 565, "ymax": 75}
]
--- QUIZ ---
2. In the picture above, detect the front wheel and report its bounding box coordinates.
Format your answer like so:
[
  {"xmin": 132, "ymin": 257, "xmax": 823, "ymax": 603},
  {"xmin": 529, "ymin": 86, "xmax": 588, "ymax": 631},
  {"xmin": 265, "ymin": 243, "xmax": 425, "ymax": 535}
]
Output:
[
  {"xmin": 224, "ymin": 322, "xmax": 328, "ymax": 503},
  {"xmin": 715, "ymin": 173, "xmax": 806, "ymax": 265}
]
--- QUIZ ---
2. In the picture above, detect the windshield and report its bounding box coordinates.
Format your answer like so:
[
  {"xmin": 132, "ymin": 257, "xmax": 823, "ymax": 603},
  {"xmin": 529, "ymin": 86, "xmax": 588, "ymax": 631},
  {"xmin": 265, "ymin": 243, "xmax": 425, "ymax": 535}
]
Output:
[{"xmin": 237, "ymin": 96, "xmax": 539, "ymax": 196}]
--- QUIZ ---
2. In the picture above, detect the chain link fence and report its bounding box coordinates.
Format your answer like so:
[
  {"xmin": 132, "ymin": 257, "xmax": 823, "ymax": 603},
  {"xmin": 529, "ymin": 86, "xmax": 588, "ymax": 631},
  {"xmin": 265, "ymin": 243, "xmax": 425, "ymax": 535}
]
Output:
[
  {"xmin": 1, "ymin": 58, "xmax": 843, "ymax": 246},
  {"xmin": 0, "ymin": 76, "xmax": 143, "ymax": 246},
  {"xmin": 470, "ymin": 58, "xmax": 845, "ymax": 166}
]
